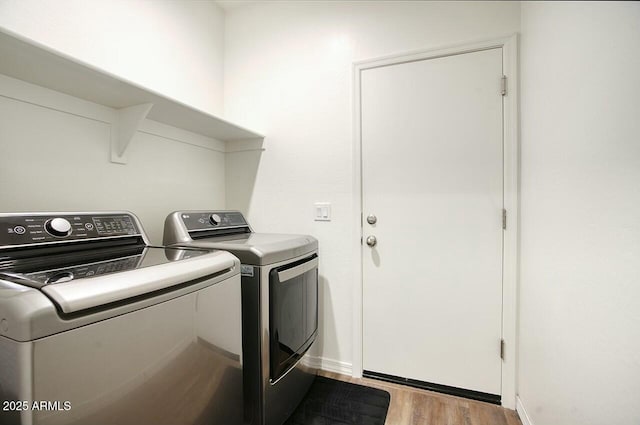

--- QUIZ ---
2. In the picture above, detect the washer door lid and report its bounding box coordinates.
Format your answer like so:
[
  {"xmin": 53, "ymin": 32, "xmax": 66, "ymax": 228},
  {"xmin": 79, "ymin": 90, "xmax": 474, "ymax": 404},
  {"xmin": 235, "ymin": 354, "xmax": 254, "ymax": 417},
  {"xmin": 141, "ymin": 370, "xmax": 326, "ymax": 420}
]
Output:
[{"xmin": 42, "ymin": 251, "xmax": 238, "ymax": 314}]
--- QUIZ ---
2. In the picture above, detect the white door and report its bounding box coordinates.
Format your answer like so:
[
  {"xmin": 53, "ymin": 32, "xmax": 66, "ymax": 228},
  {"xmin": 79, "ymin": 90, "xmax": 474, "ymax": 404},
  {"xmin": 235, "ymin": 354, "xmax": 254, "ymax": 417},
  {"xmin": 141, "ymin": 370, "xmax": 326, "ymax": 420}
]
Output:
[{"xmin": 361, "ymin": 48, "xmax": 504, "ymax": 397}]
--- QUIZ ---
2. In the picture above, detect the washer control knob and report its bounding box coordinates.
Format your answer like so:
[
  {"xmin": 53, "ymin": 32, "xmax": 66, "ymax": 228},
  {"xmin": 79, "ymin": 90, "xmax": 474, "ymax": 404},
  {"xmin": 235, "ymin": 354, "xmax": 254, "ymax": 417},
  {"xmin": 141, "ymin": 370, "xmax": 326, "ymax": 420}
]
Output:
[
  {"xmin": 45, "ymin": 218, "xmax": 72, "ymax": 237},
  {"xmin": 209, "ymin": 214, "xmax": 221, "ymax": 226}
]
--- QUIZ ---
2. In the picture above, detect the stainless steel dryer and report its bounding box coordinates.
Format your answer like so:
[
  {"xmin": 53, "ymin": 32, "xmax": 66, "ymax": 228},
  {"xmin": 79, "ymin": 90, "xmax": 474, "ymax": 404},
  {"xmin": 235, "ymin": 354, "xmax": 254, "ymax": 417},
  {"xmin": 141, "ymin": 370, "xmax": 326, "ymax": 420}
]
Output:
[
  {"xmin": 163, "ymin": 211, "xmax": 318, "ymax": 425},
  {"xmin": 0, "ymin": 212, "xmax": 243, "ymax": 425}
]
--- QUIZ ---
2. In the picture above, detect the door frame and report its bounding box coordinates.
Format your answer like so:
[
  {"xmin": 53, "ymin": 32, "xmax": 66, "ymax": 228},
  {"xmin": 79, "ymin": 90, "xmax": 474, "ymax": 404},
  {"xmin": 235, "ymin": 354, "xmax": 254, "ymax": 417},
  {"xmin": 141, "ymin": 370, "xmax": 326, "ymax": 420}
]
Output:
[{"xmin": 351, "ymin": 34, "xmax": 519, "ymax": 409}]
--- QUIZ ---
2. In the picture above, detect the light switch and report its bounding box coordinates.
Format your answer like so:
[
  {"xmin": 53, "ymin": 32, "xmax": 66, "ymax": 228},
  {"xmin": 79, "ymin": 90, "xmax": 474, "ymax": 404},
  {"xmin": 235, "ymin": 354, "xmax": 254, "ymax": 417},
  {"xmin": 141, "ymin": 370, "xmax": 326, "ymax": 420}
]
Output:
[{"xmin": 314, "ymin": 203, "xmax": 331, "ymax": 221}]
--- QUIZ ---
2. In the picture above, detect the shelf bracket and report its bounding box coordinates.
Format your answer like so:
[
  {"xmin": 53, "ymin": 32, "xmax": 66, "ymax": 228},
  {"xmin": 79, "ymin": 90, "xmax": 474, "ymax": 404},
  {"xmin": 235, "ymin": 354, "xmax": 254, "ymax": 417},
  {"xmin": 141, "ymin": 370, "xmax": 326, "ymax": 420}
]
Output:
[{"xmin": 110, "ymin": 103, "xmax": 154, "ymax": 164}]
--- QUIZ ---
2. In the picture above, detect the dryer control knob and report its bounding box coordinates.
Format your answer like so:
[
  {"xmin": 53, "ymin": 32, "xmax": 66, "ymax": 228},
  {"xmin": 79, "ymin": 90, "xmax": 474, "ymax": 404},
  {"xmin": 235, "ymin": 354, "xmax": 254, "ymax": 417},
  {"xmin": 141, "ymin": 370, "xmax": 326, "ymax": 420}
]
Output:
[
  {"xmin": 45, "ymin": 218, "xmax": 72, "ymax": 237},
  {"xmin": 209, "ymin": 214, "xmax": 221, "ymax": 226}
]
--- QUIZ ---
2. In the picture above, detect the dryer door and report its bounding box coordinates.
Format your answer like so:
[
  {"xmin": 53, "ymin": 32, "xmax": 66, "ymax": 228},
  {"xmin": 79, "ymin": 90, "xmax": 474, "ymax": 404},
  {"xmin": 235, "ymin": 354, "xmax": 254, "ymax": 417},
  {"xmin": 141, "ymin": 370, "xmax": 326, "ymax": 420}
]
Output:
[{"xmin": 268, "ymin": 254, "xmax": 318, "ymax": 382}]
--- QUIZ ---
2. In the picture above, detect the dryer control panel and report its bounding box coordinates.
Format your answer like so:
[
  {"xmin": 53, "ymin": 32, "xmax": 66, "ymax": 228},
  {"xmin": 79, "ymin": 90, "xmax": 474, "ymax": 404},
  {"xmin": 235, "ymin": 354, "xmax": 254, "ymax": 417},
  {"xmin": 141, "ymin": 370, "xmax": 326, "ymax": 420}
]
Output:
[
  {"xmin": 0, "ymin": 213, "xmax": 143, "ymax": 248},
  {"xmin": 180, "ymin": 211, "xmax": 249, "ymax": 232}
]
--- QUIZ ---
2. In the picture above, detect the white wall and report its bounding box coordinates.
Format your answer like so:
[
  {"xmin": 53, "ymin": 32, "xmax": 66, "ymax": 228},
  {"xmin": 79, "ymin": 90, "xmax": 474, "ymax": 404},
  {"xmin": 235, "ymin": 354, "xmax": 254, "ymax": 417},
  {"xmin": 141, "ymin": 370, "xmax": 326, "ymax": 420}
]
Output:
[
  {"xmin": 0, "ymin": 77, "xmax": 226, "ymax": 244},
  {"xmin": 519, "ymin": 2, "xmax": 640, "ymax": 425},
  {"xmin": 0, "ymin": 0, "xmax": 225, "ymax": 115},
  {"xmin": 0, "ymin": 0, "xmax": 227, "ymax": 243},
  {"xmin": 223, "ymin": 1, "xmax": 520, "ymax": 369}
]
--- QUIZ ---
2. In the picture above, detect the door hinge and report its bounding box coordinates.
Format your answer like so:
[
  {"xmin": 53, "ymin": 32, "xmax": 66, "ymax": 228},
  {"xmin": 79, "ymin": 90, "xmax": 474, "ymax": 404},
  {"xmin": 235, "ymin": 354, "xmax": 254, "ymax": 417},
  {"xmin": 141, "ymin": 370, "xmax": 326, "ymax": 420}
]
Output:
[
  {"xmin": 501, "ymin": 75, "xmax": 507, "ymax": 96},
  {"xmin": 502, "ymin": 209, "xmax": 507, "ymax": 230},
  {"xmin": 500, "ymin": 339, "xmax": 505, "ymax": 360}
]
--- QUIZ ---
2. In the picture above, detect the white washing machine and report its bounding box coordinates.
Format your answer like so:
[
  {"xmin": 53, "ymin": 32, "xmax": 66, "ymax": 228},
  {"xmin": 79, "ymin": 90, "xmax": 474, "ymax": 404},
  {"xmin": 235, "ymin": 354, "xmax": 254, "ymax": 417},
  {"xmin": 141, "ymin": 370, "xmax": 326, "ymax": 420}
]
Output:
[
  {"xmin": 163, "ymin": 211, "xmax": 318, "ymax": 425},
  {"xmin": 0, "ymin": 211, "xmax": 243, "ymax": 425}
]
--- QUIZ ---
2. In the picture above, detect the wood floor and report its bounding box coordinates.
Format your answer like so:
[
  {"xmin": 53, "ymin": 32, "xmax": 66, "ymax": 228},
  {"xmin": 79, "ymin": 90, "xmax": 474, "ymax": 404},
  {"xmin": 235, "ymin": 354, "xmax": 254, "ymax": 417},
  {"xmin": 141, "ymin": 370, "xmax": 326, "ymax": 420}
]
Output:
[{"xmin": 319, "ymin": 371, "xmax": 522, "ymax": 425}]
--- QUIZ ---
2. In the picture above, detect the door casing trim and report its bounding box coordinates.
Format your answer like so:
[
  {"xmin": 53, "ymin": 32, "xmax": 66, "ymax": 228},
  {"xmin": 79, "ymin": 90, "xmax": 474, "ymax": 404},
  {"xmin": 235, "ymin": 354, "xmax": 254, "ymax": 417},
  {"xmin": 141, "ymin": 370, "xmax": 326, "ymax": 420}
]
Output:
[{"xmin": 351, "ymin": 34, "xmax": 520, "ymax": 409}]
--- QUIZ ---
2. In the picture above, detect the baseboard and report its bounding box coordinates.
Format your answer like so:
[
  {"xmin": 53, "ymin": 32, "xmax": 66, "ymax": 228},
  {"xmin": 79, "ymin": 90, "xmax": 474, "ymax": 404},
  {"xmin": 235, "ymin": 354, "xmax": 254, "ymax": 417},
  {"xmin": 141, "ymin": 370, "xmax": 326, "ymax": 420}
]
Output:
[
  {"xmin": 303, "ymin": 355, "xmax": 353, "ymax": 376},
  {"xmin": 516, "ymin": 396, "xmax": 534, "ymax": 425}
]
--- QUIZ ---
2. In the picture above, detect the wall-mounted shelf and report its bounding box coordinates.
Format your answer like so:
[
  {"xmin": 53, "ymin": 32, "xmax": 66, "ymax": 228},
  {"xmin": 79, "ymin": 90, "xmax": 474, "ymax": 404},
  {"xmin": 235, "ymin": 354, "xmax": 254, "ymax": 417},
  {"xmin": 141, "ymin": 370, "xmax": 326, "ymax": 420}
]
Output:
[{"xmin": 0, "ymin": 27, "xmax": 264, "ymax": 163}]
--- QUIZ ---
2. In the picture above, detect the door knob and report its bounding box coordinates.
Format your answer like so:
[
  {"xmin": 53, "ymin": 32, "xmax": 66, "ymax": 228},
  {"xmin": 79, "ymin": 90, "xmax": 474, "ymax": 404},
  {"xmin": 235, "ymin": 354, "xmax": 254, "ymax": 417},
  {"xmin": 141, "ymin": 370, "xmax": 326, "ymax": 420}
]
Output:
[
  {"xmin": 366, "ymin": 214, "xmax": 377, "ymax": 225},
  {"xmin": 366, "ymin": 235, "xmax": 377, "ymax": 247}
]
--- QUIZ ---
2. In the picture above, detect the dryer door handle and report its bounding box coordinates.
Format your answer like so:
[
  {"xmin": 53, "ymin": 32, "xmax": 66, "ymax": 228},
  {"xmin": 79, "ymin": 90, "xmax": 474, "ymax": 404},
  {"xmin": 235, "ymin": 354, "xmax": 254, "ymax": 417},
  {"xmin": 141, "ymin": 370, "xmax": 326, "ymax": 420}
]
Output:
[{"xmin": 277, "ymin": 256, "xmax": 318, "ymax": 283}]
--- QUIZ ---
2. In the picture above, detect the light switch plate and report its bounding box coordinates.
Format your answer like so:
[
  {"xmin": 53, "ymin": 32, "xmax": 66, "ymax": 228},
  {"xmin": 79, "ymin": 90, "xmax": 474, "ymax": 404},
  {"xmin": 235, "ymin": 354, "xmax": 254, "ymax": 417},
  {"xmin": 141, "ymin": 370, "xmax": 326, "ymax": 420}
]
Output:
[{"xmin": 314, "ymin": 202, "xmax": 331, "ymax": 221}]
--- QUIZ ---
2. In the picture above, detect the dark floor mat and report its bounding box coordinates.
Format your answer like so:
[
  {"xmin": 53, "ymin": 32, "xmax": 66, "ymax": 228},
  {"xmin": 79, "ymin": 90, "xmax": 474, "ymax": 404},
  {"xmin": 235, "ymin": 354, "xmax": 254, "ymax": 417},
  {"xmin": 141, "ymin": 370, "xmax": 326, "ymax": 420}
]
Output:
[{"xmin": 284, "ymin": 376, "xmax": 391, "ymax": 425}]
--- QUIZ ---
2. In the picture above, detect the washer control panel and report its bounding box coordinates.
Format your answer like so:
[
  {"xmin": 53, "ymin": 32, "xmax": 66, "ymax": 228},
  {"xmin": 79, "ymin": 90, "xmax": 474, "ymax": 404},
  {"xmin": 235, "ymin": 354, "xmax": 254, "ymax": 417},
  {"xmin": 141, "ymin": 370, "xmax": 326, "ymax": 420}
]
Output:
[
  {"xmin": 181, "ymin": 211, "xmax": 248, "ymax": 232},
  {"xmin": 0, "ymin": 213, "xmax": 141, "ymax": 247}
]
